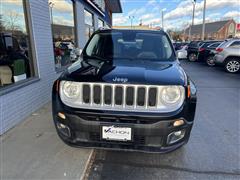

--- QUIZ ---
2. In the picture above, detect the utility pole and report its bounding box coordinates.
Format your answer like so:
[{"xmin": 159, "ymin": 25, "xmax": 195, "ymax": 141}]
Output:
[
  {"xmin": 192, "ymin": 1, "xmax": 195, "ymax": 27},
  {"xmin": 201, "ymin": 0, "xmax": 206, "ymax": 40},
  {"xmin": 162, "ymin": 11, "xmax": 164, "ymax": 30},
  {"xmin": 161, "ymin": 8, "xmax": 166, "ymax": 30},
  {"xmin": 188, "ymin": 24, "xmax": 191, "ymax": 41},
  {"xmin": 189, "ymin": 0, "xmax": 196, "ymax": 41},
  {"xmin": 129, "ymin": 16, "xmax": 134, "ymax": 29}
]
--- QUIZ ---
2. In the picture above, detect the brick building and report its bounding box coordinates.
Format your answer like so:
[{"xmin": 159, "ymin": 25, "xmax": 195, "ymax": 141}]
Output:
[
  {"xmin": 0, "ymin": 0, "xmax": 122, "ymax": 135},
  {"xmin": 184, "ymin": 19, "xmax": 237, "ymax": 40},
  {"xmin": 236, "ymin": 23, "xmax": 240, "ymax": 38}
]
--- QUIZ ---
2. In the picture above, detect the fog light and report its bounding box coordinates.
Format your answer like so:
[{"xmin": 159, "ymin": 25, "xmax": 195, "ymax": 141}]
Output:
[
  {"xmin": 173, "ymin": 119, "xmax": 184, "ymax": 127},
  {"xmin": 167, "ymin": 130, "xmax": 185, "ymax": 145},
  {"xmin": 174, "ymin": 131, "xmax": 182, "ymax": 136},
  {"xmin": 58, "ymin": 112, "xmax": 66, "ymax": 120},
  {"xmin": 56, "ymin": 122, "xmax": 71, "ymax": 137}
]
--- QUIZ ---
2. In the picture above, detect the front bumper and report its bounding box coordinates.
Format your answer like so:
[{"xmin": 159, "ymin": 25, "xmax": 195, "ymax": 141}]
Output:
[
  {"xmin": 52, "ymin": 80, "xmax": 197, "ymax": 153},
  {"xmin": 54, "ymin": 110, "xmax": 193, "ymax": 153},
  {"xmin": 53, "ymin": 101, "xmax": 196, "ymax": 153}
]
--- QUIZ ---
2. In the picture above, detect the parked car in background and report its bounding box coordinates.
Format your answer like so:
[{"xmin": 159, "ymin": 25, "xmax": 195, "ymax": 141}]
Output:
[
  {"xmin": 197, "ymin": 41, "xmax": 223, "ymax": 66},
  {"xmin": 54, "ymin": 41, "xmax": 75, "ymax": 67},
  {"xmin": 173, "ymin": 42, "xmax": 189, "ymax": 51},
  {"xmin": 70, "ymin": 48, "xmax": 82, "ymax": 62},
  {"xmin": 187, "ymin": 41, "xmax": 203, "ymax": 62},
  {"xmin": 204, "ymin": 42, "xmax": 223, "ymax": 66},
  {"xmin": 214, "ymin": 39, "xmax": 240, "ymax": 73},
  {"xmin": 176, "ymin": 45, "xmax": 188, "ymax": 60}
]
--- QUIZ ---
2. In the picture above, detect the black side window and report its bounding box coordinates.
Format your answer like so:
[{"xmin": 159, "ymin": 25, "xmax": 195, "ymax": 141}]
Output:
[
  {"xmin": 229, "ymin": 41, "xmax": 240, "ymax": 48},
  {"xmin": 203, "ymin": 43, "xmax": 212, "ymax": 48},
  {"xmin": 189, "ymin": 42, "xmax": 198, "ymax": 48},
  {"xmin": 209, "ymin": 43, "xmax": 221, "ymax": 48}
]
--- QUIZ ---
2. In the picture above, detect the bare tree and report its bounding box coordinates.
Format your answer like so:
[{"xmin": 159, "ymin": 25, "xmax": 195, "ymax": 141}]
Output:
[
  {"xmin": 4, "ymin": 11, "xmax": 21, "ymax": 34},
  {"xmin": 0, "ymin": 14, "xmax": 5, "ymax": 32}
]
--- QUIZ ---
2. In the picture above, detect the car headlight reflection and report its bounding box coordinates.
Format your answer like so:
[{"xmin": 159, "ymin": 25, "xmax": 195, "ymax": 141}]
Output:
[
  {"xmin": 62, "ymin": 81, "xmax": 80, "ymax": 99},
  {"xmin": 161, "ymin": 86, "xmax": 182, "ymax": 105}
]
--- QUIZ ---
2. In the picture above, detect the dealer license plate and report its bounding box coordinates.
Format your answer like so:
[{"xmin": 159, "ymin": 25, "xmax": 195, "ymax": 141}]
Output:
[{"xmin": 102, "ymin": 126, "xmax": 132, "ymax": 141}]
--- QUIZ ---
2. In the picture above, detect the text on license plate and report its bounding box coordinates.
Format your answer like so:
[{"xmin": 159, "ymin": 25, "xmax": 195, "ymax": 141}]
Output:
[{"xmin": 102, "ymin": 126, "xmax": 132, "ymax": 141}]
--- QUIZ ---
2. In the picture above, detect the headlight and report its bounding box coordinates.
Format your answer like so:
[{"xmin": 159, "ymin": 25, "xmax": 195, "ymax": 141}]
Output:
[
  {"xmin": 161, "ymin": 86, "xmax": 182, "ymax": 105},
  {"xmin": 61, "ymin": 81, "xmax": 80, "ymax": 99}
]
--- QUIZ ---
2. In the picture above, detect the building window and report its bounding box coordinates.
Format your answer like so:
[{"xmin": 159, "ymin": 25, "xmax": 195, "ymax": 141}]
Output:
[
  {"xmin": 49, "ymin": 0, "xmax": 76, "ymax": 70},
  {"xmin": 228, "ymin": 23, "xmax": 235, "ymax": 36},
  {"xmin": 84, "ymin": 9, "xmax": 94, "ymax": 41},
  {"xmin": 0, "ymin": 0, "xmax": 36, "ymax": 88},
  {"xmin": 98, "ymin": 19, "xmax": 104, "ymax": 28}
]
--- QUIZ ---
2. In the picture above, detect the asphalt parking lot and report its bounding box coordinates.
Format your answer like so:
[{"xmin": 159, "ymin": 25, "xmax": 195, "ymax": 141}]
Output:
[{"xmin": 86, "ymin": 61, "xmax": 240, "ymax": 180}]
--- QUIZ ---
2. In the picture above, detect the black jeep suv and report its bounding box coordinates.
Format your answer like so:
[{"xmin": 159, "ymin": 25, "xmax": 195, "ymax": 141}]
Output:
[
  {"xmin": 187, "ymin": 41, "xmax": 203, "ymax": 62},
  {"xmin": 52, "ymin": 29, "xmax": 197, "ymax": 153}
]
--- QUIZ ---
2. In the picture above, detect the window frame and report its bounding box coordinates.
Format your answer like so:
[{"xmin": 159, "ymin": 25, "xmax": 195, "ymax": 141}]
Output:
[
  {"xmin": 98, "ymin": 18, "xmax": 104, "ymax": 28},
  {"xmin": 0, "ymin": 0, "xmax": 39, "ymax": 94},
  {"xmin": 84, "ymin": 9, "xmax": 95, "ymax": 39},
  {"xmin": 50, "ymin": 0, "xmax": 77, "ymax": 72},
  {"xmin": 84, "ymin": 9, "xmax": 94, "ymax": 27}
]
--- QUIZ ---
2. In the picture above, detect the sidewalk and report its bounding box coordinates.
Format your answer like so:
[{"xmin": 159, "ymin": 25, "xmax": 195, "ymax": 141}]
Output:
[{"xmin": 0, "ymin": 102, "xmax": 92, "ymax": 180}]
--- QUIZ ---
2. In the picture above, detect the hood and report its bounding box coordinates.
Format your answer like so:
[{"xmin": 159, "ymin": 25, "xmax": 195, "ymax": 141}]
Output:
[
  {"xmin": 65, "ymin": 59, "xmax": 186, "ymax": 86},
  {"xmin": 103, "ymin": 60, "xmax": 186, "ymax": 85}
]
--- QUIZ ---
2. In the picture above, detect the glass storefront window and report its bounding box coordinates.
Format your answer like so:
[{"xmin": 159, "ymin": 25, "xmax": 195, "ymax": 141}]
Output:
[
  {"xmin": 0, "ymin": 0, "xmax": 35, "ymax": 88},
  {"xmin": 84, "ymin": 10, "xmax": 94, "ymax": 41},
  {"xmin": 98, "ymin": 19, "xmax": 104, "ymax": 28},
  {"xmin": 49, "ymin": 0, "xmax": 76, "ymax": 70}
]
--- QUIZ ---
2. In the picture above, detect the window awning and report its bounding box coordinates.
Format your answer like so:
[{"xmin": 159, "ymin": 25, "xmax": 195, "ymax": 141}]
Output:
[{"xmin": 107, "ymin": 0, "xmax": 122, "ymax": 13}]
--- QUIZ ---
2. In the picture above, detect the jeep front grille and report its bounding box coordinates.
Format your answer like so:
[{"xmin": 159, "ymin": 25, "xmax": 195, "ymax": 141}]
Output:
[
  {"xmin": 81, "ymin": 84, "xmax": 158, "ymax": 108},
  {"xmin": 60, "ymin": 82, "xmax": 185, "ymax": 113}
]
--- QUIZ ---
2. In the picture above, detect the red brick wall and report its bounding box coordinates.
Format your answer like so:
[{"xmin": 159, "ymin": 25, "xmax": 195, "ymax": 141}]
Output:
[{"xmin": 217, "ymin": 20, "xmax": 236, "ymax": 40}]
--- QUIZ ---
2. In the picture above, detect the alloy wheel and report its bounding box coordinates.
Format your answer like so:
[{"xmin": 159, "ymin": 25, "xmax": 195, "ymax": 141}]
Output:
[
  {"xmin": 226, "ymin": 60, "xmax": 240, "ymax": 73},
  {"xmin": 206, "ymin": 56, "xmax": 215, "ymax": 66},
  {"xmin": 188, "ymin": 53, "xmax": 197, "ymax": 62}
]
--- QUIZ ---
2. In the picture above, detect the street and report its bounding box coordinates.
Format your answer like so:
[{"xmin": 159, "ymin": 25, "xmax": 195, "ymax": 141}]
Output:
[{"xmin": 86, "ymin": 61, "xmax": 240, "ymax": 180}]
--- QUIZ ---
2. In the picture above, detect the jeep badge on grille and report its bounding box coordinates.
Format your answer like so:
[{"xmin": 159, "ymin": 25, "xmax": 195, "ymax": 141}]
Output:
[{"xmin": 112, "ymin": 77, "xmax": 128, "ymax": 83}]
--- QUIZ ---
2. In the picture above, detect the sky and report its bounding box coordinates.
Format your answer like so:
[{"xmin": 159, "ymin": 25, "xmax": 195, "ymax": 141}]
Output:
[
  {"xmin": 1, "ymin": 0, "xmax": 239, "ymax": 32},
  {"xmin": 113, "ymin": 0, "xmax": 240, "ymax": 30}
]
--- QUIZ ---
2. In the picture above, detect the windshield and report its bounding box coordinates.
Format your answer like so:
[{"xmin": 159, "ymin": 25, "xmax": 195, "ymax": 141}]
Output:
[{"xmin": 84, "ymin": 31, "xmax": 174, "ymax": 61}]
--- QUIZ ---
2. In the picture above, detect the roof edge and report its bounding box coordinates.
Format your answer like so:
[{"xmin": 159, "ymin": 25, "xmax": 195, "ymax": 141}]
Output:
[{"xmin": 108, "ymin": 0, "xmax": 122, "ymax": 13}]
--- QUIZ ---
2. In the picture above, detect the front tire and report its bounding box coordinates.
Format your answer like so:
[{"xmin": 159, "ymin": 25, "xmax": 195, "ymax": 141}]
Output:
[
  {"xmin": 225, "ymin": 58, "xmax": 240, "ymax": 73},
  {"xmin": 206, "ymin": 55, "xmax": 215, "ymax": 66},
  {"xmin": 188, "ymin": 53, "xmax": 197, "ymax": 62}
]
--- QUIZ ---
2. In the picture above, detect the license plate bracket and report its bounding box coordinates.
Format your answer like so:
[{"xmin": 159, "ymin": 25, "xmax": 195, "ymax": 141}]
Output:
[{"xmin": 101, "ymin": 125, "xmax": 132, "ymax": 141}]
